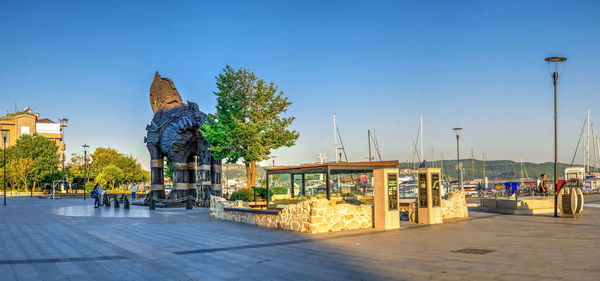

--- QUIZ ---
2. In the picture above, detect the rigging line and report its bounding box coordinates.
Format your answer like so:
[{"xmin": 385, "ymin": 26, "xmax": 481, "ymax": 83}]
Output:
[
  {"xmin": 412, "ymin": 137, "xmax": 421, "ymax": 163},
  {"xmin": 522, "ymin": 160, "xmax": 530, "ymax": 181},
  {"xmin": 370, "ymin": 130, "xmax": 382, "ymax": 161},
  {"xmin": 484, "ymin": 154, "xmax": 496, "ymax": 179},
  {"xmin": 372, "ymin": 131, "xmax": 382, "ymax": 162},
  {"xmin": 570, "ymin": 118, "xmax": 587, "ymax": 166},
  {"xmin": 336, "ymin": 126, "xmax": 349, "ymax": 162},
  {"xmin": 414, "ymin": 122, "xmax": 421, "ymax": 161}
]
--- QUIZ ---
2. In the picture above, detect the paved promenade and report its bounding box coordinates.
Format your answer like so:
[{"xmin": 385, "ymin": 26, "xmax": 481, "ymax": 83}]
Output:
[{"xmin": 0, "ymin": 196, "xmax": 599, "ymax": 281}]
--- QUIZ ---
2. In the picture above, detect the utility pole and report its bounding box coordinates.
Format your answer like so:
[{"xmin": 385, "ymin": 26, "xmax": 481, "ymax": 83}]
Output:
[
  {"xmin": 83, "ymin": 144, "xmax": 89, "ymax": 201},
  {"xmin": 453, "ymin": 128, "xmax": 463, "ymax": 190},
  {"xmin": 545, "ymin": 56, "xmax": 567, "ymax": 218},
  {"xmin": 2, "ymin": 129, "xmax": 8, "ymax": 206}
]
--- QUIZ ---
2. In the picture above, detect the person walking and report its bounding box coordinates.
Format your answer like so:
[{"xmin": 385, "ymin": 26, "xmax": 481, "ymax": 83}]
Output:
[
  {"xmin": 92, "ymin": 184, "xmax": 102, "ymax": 208},
  {"xmin": 540, "ymin": 174, "xmax": 548, "ymax": 196},
  {"xmin": 131, "ymin": 185, "xmax": 137, "ymax": 200}
]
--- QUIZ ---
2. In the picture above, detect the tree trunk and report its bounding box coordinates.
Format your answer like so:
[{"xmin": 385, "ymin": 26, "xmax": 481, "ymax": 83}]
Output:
[{"xmin": 245, "ymin": 161, "xmax": 257, "ymax": 188}]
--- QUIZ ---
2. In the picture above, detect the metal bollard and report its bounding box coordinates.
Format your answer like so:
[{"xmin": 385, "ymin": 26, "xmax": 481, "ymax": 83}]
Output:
[
  {"xmin": 186, "ymin": 196, "xmax": 193, "ymax": 209},
  {"xmin": 149, "ymin": 196, "xmax": 155, "ymax": 210},
  {"xmin": 104, "ymin": 194, "xmax": 111, "ymax": 207}
]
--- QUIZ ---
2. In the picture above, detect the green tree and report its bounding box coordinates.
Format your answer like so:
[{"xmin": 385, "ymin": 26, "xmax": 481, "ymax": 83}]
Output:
[
  {"xmin": 66, "ymin": 152, "xmax": 86, "ymax": 178},
  {"xmin": 202, "ymin": 66, "xmax": 299, "ymax": 188},
  {"xmin": 12, "ymin": 134, "xmax": 60, "ymax": 190},
  {"xmin": 9, "ymin": 158, "xmax": 35, "ymax": 191},
  {"xmin": 96, "ymin": 164, "xmax": 124, "ymax": 189},
  {"xmin": 112, "ymin": 154, "xmax": 148, "ymax": 184},
  {"xmin": 164, "ymin": 157, "xmax": 173, "ymax": 180},
  {"xmin": 0, "ymin": 147, "xmax": 12, "ymax": 188},
  {"xmin": 89, "ymin": 147, "xmax": 120, "ymax": 177},
  {"xmin": 84, "ymin": 147, "xmax": 149, "ymax": 186}
]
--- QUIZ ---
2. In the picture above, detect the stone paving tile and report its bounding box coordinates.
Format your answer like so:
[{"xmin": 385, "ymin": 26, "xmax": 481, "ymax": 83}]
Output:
[
  {"xmin": 1, "ymin": 197, "xmax": 600, "ymax": 280},
  {"xmin": 11, "ymin": 264, "xmax": 42, "ymax": 281},
  {"xmin": 0, "ymin": 264, "xmax": 17, "ymax": 281},
  {"xmin": 33, "ymin": 263, "xmax": 69, "ymax": 281}
]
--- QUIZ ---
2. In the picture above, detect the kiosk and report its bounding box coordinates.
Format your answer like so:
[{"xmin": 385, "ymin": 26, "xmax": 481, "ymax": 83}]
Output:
[
  {"xmin": 417, "ymin": 168, "xmax": 443, "ymax": 225},
  {"xmin": 374, "ymin": 168, "xmax": 400, "ymax": 230}
]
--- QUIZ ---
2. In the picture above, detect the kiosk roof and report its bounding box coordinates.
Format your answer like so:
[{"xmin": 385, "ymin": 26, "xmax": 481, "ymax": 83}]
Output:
[{"xmin": 265, "ymin": 161, "xmax": 399, "ymax": 175}]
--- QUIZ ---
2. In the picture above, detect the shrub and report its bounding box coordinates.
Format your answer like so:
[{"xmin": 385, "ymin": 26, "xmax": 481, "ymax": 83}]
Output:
[
  {"xmin": 229, "ymin": 188, "xmax": 256, "ymax": 201},
  {"xmin": 254, "ymin": 187, "xmax": 271, "ymax": 199},
  {"xmin": 84, "ymin": 182, "xmax": 95, "ymax": 192},
  {"xmin": 270, "ymin": 187, "xmax": 288, "ymax": 195}
]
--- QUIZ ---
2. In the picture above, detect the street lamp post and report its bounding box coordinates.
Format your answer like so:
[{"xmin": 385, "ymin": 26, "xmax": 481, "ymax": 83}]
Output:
[
  {"xmin": 83, "ymin": 144, "xmax": 89, "ymax": 201},
  {"xmin": 453, "ymin": 128, "xmax": 463, "ymax": 190},
  {"xmin": 59, "ymin": 118, "xmax": 69, "ymax": 170},
  {"xmin": 545, "ymin": 56, "xmax": 567, "ymax": 218},
  {"xmin": 2, "ymin": 129, "xmax": 8, "ymax": 206}
]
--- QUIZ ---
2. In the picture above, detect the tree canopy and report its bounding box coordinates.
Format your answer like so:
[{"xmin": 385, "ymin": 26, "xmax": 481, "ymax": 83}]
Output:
[
  {"xmin": 10, "ymin": 134, "xmax": 60, "ymax": 190},
  {"xmin": 9, "ymin": 158, "xmax": 35, "ymax": 191},
  {"xmin": 67, "ymin": 147, "xmax": 149, "ymax": 189},
  {"xmin": 202, "ymin": 65, "xmax": 299, "ymax": 187},
  {"xmin": 96, "ymin": 164, "xmax": 124, "ymax": 189}
]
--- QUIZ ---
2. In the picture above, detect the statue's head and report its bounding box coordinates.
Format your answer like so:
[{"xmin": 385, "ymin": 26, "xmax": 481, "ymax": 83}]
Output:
[{"xmin": 150, "ymin": 72, "xmax": 184, "ymax": 112}]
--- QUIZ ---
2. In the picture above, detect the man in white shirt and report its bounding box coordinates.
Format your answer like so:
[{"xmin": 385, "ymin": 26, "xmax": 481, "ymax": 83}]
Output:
[{"xmin": 131, "ymin": 185, "xmax": 137, "ymax": 200}]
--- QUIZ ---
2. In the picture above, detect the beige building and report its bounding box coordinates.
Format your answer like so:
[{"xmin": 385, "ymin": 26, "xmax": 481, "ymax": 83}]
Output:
[{"xmin": 0, "ymin": 107, "xmax": 68, "ymax": 168}]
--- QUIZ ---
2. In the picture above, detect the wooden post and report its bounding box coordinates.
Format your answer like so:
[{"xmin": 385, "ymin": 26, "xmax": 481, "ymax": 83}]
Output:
[
  {"xmin": 290, "ymin": 174, "xmax": 295, "ymax": 198},
  {"xmin": 266, "ymin": 173, "xmax": 270, "ymax": 207},
  {"xmin": 326, "ymin": 167, "xmax": 331, "ymax": 200}
]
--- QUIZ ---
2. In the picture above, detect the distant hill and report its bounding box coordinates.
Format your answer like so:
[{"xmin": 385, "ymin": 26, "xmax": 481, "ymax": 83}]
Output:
[
  {"xmin": 401, "ymin": 159, "xmax": 576, "ymax": 181},
  {"xmin": 221, "ymin": 164, "xmax": 268, "ymax": 181}
]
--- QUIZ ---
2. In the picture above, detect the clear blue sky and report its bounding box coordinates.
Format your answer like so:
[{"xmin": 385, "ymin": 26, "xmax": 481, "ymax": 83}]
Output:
[{"xmin": 2, "ymin": 0, "xmax": 600, "ymax": 168}]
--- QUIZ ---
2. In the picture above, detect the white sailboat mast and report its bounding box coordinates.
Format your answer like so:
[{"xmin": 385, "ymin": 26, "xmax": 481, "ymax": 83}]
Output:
[
  {"xmin": 420, "ymin": 115, "xmax": 424, "ymax": 163},
  {"xmin": 586, "ymin": 108, "xmax": 591, "ymax": 173},
  {"xmin": 593, "ymin": 123, "xmax": 599, "ymax": 170},
  {"xmin": 333, "ymin": 113, "xmax": 339, "ymax": 163}
]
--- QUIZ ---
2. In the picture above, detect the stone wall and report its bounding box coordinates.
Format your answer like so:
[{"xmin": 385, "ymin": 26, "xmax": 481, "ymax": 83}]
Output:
[
  {"xmin": 407, "ymin": 190, "xmax": 469, "ymax": 222},
  {"xmin": 210, "ymin": 196, "xmax": 372, "ymax": 234},
  {"xmin": 441, "ymin": 190, "xmax": 469, "ymax": 220}
]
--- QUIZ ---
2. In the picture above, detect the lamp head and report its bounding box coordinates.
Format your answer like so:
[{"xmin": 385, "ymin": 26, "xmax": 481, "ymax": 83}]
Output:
[
  {"xmin": 59, "ymin": 118, "xmax": 69, "ymax": 127},
  {"xmin": 545, "ymin": 56, "xmax": 567, "ymax": 73},
  {"xmin": 544, "ymin": 56, "xmax": 567, "ymax": 63},
  {"xmin": 453, "ymin": 128, "xmax": 463, "ymax": 136},
  {"xmin": 1, "ymin": 129, "xmax": 8, "ymax": 142}
]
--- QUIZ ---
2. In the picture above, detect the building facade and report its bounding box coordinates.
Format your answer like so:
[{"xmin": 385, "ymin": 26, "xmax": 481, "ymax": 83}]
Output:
[{"xmin": 0, "ymin": 107, "xmax": 68, "ymax": 168}]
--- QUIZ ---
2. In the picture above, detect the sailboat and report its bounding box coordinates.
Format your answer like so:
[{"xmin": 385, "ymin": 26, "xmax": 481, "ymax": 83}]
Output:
[{"xmin": 569, "ymin": 108, "xmax": 600, "ymax": 193}]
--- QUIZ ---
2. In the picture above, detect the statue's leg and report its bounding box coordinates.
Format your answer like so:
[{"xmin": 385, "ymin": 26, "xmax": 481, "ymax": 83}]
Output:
[
  {"xmin": 197, "ymin": 161, "xmax": 211, "ymax": 200},
  {"xmin": 188, "ymin": 159, "xmax": 197, "ymax": 198},
  {"xmin": 150, "ymin": 158, "xmax": 166, "ymax": 199},
  {"xmin": 172, "ymin": 162, "xmax": 191, "ymax": 199},
  {"xmin": 211, "ymin": 159, "xmax": 223, "ymax": 197}
]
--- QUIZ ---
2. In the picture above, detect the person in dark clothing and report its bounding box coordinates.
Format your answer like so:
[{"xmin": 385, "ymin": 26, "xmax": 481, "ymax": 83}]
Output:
[
  {"xmin": 92, "ymin": 184, "xmax": 102, "ymax": 208},
  {"xmin": 540, "ymin": 174, "xmax": 548, "ymax": 195}
]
